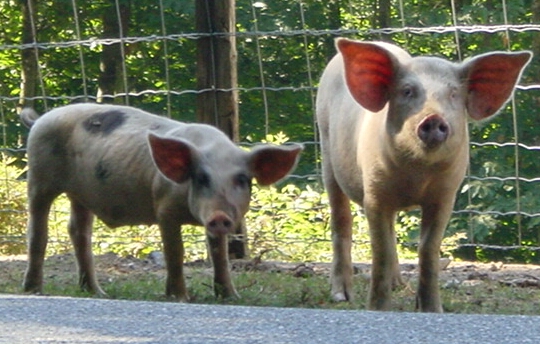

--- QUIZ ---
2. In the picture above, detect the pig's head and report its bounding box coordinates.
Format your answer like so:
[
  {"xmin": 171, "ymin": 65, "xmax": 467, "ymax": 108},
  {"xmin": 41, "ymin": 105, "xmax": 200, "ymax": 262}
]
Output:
[
  {"xmin": 148, "ymin": 133, "xmax": 303, "ymax": 237},
  {"xmin": 337, "ymin": 38, "xmax": 532, "ymax": 165}
]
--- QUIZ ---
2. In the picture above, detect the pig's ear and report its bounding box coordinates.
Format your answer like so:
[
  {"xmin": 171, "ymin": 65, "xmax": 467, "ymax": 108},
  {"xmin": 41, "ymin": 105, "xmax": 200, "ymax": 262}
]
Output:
[
  {"xmin": 337, "ymin": 39, "xmax": 397, "ymax": 112},
  {"xmin": 248, "ymin": 144, "xmax": 303, "ymax": 186},
  {"xmin": 148, "ymin": 133, "xmax": 196, "ymax": 183},
  {"xmin": 463, "ymin": 51, "xmax": 532, "ymax": 121}
]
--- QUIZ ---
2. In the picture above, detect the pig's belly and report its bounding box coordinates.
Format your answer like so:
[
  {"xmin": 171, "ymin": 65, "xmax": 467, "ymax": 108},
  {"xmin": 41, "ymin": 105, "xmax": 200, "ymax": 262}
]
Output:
[
  {"xmin": 66, "ymin": 186, "xmax": 158, "ymax": 228},
  {"xmin": 331, "ymin": 161, "xmax": 365, "ymax": 206},
  {"xmin": 93, "ymin": 204, "xmax": 157, "ymax": 228}
]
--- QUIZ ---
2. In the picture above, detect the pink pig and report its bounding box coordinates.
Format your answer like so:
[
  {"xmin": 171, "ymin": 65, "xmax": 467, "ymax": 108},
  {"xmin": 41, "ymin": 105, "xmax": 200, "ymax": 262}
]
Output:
[
  {"xmin": 21, "ymin": 103, "xmax": 302, "ymax": 301},
  {"xmin": 316, "ymin": 39, "xmax": 531, "ymax": 312}
]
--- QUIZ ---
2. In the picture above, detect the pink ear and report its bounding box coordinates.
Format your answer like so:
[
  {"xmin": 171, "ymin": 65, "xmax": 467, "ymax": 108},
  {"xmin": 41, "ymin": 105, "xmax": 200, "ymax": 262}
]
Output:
[
  {"xmin": 249, "ymin": 144, "xmax": 303, "ymax": 186},
  {"xmin": 465, "ymin": 51, "xmax": 531, "ymax": 121},
  {"xmin": 148, "ymin": 133, "xmax": 194, "ymax": 183},
  {"xmin": 337, "ymin": 39, "xmax": 396, "ymax": 112}
]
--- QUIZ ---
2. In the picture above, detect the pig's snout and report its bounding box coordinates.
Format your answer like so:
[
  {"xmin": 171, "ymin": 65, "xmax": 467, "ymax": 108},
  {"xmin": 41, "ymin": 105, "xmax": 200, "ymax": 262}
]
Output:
[
  {"xmin": 206, "ymin": 211, "xmax": 234, "ymax": 236},
  {"xmin": 417, "ymin": 114, "xmax": 449, "ymax": 149}
]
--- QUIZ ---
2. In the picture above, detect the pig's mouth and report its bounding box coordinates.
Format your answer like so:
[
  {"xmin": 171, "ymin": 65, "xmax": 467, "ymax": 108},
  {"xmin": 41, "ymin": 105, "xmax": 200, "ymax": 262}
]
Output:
[{"xmin": 417, "ymin": 114, "xmax": 450, "ymax": 149}]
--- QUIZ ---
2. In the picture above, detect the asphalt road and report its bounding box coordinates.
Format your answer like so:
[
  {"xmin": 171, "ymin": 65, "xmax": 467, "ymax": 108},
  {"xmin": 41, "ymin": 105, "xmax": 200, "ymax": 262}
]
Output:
[{"xmin": 1, "ymin": 293, "xmax": 539, "ymax": 343}]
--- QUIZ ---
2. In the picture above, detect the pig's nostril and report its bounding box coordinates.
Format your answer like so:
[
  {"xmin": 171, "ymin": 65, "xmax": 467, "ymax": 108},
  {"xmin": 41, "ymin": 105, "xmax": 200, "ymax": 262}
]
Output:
[
  {"xmin": 420, "ymin": 122, "xmax": 431, "ymax": 132},
  {"xmin": 207, "ymin": 213, "xmax": 234, "ymax": 236},
  {"xmin": 209, "ymin": 219, "xmax": 231, "ymax": 228},
  {"xmin": 420, "ymin": 120, "xmax": 447, "ymax": 134},
  {"xmin": 438, "ymin": 122, "xmax": 449, "ymax": 133},
  {"xmin": 417, "ymin": 115, "xmax": 449, "ymax": 148}
]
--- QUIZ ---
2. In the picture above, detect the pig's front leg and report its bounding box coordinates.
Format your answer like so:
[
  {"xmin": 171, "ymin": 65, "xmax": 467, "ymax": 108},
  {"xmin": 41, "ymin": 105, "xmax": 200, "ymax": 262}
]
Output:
[
  {"xmin": 159, "ymin": 221, "xmax": 189, "ymax": 301},
  {"xmin": 207, "ymin": 234, "xmax": 239, "ymax": 299},
  {"xmin": 68, "ymin": 200, "xmax": 106, "ymax": 296},
  {"xmin": 365, "ymin": 201, "xmax": 401, "ymax": 311},
  {"xmin": 23, "ymin": 193, "xmax": 55, "ymax": 294},
  {"xmin": 328, "ymin": 182, "xmax": 354, "ymax": 302},
  {"xmin": 416, "ymin": 201, "xmax": 453, "ymax": 313}
]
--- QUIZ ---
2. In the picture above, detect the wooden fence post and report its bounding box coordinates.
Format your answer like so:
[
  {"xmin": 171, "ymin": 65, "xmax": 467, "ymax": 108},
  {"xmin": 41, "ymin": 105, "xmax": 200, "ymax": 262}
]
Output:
[{"xmin": 195, "ymin": 0, "xmax": 248, "ymax": 259}]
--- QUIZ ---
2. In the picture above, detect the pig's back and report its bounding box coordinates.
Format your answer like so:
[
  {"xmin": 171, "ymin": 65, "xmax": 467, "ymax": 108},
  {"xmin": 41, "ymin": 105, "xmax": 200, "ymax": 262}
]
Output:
[
  {"xmin": 316, "ymin": 54, "xmax": 366, "ymax": 203},
  {"xmin": 25, "ymin": 104, "xmax": 192, "ymax": 227},
  {"xmin": 28, "ymin": 103, "xmax": 180, "ymax": 138}
]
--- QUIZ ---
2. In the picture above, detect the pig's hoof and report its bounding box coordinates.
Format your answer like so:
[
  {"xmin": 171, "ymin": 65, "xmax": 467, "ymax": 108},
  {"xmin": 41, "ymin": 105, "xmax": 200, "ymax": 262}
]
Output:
[
  {"xmin": 213, "ymin": 282, "xmax": 240, "ymax": 300},
  {"xmin": 23, "ymin": 277, "xmax": 43, "ymax": 294},
  {"xmin": 332, "ymin": 292, "xmax": 350, "ymax": 302},
  {"xmin": 80, "ymin": 284, "xmax": 109, "ymax": 298},
  {"xmin": 216, "ymin": 288, "xmax": 240, "ymax": 300},
  {"xmin": 23, "ymin": 284, "xmax": 42, "ymax": 295},
  {"xmin": 167, "ymin": 294, "xmax": 190, "ymax": 302},
  {"xmin": 94, "ymin": 290, "xmax": 109, "ymax": 298},
  {"xmin": 24, "ymin": 289, "xmax": 45, "ymax": 296},
  {"xmin": 227, "ymin": 291, "xmax": 241, "ymax": 300}
]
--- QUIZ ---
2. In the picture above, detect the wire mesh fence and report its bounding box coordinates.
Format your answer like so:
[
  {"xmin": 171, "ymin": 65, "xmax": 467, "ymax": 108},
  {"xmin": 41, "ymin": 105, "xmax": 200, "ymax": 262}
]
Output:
[{"xmin": 1, "ymin": 0, "xmax": 540, "ymax": 262}]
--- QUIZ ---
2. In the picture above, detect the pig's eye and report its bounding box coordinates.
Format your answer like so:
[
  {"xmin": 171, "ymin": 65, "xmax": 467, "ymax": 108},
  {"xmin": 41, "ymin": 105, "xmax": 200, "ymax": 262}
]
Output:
[
  {"xmin": 235, "ymin": 174, "xmax": 252, "ymax": 189},
  {"xmin": 449, "ymin": 87, "xmax": 459, "ymax": 100},
  {"xmin": 195, "ymin": 172, "xmax": 211, "ymax": 188},
  {"xmin": 401, "ymin": 85, "xmax": 415, "ymax": 99}
]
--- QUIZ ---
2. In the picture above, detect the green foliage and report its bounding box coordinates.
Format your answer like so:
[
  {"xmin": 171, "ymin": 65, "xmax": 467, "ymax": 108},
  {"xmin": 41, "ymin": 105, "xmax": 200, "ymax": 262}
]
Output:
[
  {"xmin": 247, "ymin": 182, "xmax": 332, "ymax": 262},
  {"xmin": 0, "ymin": 156, "xmax": 27, "ymax": 255}
]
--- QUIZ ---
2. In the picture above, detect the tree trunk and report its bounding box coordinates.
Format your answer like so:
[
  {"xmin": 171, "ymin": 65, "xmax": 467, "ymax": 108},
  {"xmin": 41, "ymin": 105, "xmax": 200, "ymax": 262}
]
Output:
[
  {"xmin": 531, "ymin": 0, "xmax": 540, "ymax": 63},
  {"xmin": 196, "ymin": 0, "xmax": 245, "ymax": 258},
  {"xmin": 376, "ymin": 0, "xmax": 391, "ymax": 42},
  {"xmin": 19, "ymin": 0, "xmax": 38, "ymax": 111},
  {"xmin": 195, "ymin": 0, "xmax": 239, "ymax": 141},
  {"xmin": 531, "ymin": 0, "xmax": 540, "ymax": 245},
  {"xmin": 97, "ymin": 0, "xmax": 130, "ymax": 104},
  {"xmin": 324, "ymin": 0, "xmax": 341, "ymax": 62}
]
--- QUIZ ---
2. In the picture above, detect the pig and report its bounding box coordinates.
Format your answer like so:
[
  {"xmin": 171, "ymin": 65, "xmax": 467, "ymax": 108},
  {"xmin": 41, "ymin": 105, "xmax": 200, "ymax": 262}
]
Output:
[
  {"xmin": 316, "ymin": 39, "xmax": 531, "ymax": 312},
  {"xmin": 21, "ymin": 103, "xmax": 303, "ymax": 301}
]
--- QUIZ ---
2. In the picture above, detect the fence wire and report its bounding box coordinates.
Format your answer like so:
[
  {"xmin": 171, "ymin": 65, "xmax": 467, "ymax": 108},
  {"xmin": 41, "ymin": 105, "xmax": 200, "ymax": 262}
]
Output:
[{"xmin": 3, "ymin": 24, "xmax": 540, "ymax": 52}]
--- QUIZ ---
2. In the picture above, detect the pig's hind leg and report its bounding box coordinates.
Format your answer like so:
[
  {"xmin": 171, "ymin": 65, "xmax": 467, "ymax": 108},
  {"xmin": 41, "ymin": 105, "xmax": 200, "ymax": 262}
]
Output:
[
  {"xmin": 23, "ymin": 188, "xmax": 58, "ymax": 294},
  {"xmin": 68, "ymin": 199, "xmax": 106, "ymax": 296}
]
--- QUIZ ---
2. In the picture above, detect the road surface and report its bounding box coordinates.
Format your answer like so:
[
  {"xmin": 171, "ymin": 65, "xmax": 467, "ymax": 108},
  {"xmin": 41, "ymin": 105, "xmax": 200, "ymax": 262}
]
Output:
[{"xmin": 1, "ymin": 293, "xmax": 539, "ymax": 343}]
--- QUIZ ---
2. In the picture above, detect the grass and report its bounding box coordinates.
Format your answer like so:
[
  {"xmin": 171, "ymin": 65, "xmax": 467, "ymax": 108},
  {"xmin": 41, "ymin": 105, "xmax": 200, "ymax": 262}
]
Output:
[{"xmin": 3, "ymin": 254, "xmax": 540, "ymax": 315}]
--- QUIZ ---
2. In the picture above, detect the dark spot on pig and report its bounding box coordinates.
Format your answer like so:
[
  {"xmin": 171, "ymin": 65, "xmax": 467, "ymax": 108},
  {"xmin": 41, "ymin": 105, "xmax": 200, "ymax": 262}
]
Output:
[
  {"xmin": 83, "ymin": 111, "xmax": 126, "ymax": 135},
  {"xmin": 110, "ymin": 205, "xmax": 126, "ymax": 222},
  {"xmin": 51, "ymin": 138, "xmax": 67, "ymax": 157},
  {"xmin": 95, "ymin": 161, "xmax": 111, "ymax": 181},
  {"xmin": 43, "ymin": 131, "xmax": 69, "ymax": 158}
]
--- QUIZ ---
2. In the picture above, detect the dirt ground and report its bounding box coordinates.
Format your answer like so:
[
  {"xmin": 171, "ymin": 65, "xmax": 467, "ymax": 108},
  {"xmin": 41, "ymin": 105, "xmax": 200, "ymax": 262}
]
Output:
[{"xmin": 3, "ymin": 252, "xmax": 540, "ymax": 290}]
